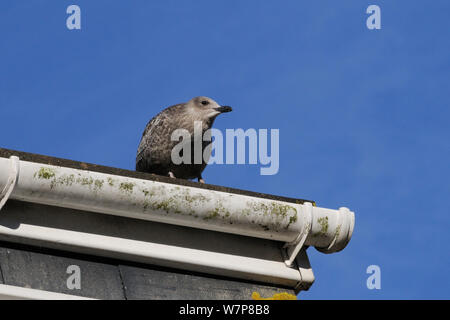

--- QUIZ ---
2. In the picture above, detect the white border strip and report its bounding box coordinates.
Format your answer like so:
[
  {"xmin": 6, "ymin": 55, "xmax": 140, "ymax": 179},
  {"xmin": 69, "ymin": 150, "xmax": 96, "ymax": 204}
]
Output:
[{"xmin": 0, "ymin": 284, "xmax": 95, "ymax": 300}]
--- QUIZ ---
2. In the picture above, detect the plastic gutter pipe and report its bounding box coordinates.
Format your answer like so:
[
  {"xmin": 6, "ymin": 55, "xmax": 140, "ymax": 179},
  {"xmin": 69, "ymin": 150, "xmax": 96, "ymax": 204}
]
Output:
[
  {"xmin": 0, "ymin": 156, "xmax": 355, "ymax": 261},
  {"xmin": 0, "ymin": 156, "xmax": 19, "ymax": 211}
]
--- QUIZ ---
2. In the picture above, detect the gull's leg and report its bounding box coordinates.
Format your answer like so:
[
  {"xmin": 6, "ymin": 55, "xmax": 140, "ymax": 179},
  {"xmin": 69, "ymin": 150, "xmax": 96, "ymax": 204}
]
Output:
[{"xmin": 198, "ymin": 175, "xmax": 205, "ymax": 184}]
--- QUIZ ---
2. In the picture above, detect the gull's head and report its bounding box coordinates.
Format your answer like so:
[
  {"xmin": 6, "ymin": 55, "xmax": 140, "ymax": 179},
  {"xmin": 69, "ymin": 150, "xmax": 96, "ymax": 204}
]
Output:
[{"xmin": 187, "ymin": 96, "xmax": 232, "ymax": 120}]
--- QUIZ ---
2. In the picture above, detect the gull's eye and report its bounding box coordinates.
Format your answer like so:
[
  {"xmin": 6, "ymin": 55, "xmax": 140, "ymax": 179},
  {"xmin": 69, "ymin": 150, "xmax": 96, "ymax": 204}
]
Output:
[{"xmin": 201, "ymin": 100, "xmax": 209, "ymax": 106}]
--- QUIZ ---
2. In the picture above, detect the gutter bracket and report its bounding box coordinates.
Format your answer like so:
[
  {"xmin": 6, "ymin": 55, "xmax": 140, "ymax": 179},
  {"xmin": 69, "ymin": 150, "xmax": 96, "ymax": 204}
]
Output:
[
  {"xmin": 282, "ymin": 202, "xmax": 313, "ymax": 267},
  {"xmin": 293, "ymin": 247, "xmax": 315, "ymax": 293},
  {"xmin": 0, "ymin": 156, "xmax": 20, "ymax": 212}
]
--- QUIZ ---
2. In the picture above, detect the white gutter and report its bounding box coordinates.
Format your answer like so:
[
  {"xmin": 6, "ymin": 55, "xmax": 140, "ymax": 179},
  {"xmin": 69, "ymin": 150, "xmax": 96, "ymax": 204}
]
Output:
[
  {"xmin": 0, "ymin": 284, "xmax": 95, "ymax": 300},
  {"xmin": 0, "ymin": 156, "xmax": 19, "ymax": 211},
  {"xmin": 0, "ymin": 156, "xmax": 355, "ymax": 263}
]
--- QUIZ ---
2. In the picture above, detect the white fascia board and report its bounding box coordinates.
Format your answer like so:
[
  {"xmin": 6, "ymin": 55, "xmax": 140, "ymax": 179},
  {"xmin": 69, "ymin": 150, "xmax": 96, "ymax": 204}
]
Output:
[
  {"xmin": 0, "ymin": 284, "xmax": 95, "ymax": 300},
  {"xmin": 0, "ymin": 200, "xmax": 310, "ymax": 289}
]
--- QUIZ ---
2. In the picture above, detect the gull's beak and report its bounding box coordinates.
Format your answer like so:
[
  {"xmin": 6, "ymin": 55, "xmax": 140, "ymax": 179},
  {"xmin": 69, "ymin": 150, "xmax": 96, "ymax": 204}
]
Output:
[{"xmin": 215, "ymin": 106, "xmax": 232, "ymax": 113}]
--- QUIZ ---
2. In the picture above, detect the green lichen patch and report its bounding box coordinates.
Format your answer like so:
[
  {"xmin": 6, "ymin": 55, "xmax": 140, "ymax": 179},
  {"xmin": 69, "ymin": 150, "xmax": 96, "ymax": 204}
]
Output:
[
  {"xmin": 34, "ymin": 167, "xmax": 107, "ymax": 193},
  {"xmin": 136, "ymin": 184, "xmax": 298, "ymax": 233},
  {"xmin": 153, "ymin": 199, "xmax": 170, "ymax": 212},
  {"xmin": 288, "ymin": 215, "xmax": 297, "ymax": 226},
  {"xmin": 94, "ymin": 179, "xmax": 104, "ymax": 190},
  {"xmin": 203, "ymin": 208, "xmax": 219, "ymax": 221},
  {"xmin": 34, "ymin": 167, "xmax": 56, "ymax": 180},
  {"xmin": 179, "ymin": 188, "xmax": 209, "ymax": 208},
  {"xmin": 146, "ymin": 196, "xmax": 182, "ymax": 214},
  {"xmin": 203, "ymin": 200, "xmax": 230, "ymax": 221},
  {"xmin": 50, "ymin": 174, "xmax": 75, "ymax": 189},
  {"xmin": 317, "ymin": 216, "xmax": 329, "ymax": 236},
  {"xmin": 247, "ymin": 201, "xmax": 298, "ymax": 230},
  {"xmin": 119, "ymin": 182, "xmax": 135, "ymax": 193},
  {"xmin": 141, "ymin": 188, "xmax": 156, "ymax": 197},
  {"xmin": 134, "ymin": 185, "xmax": 190, "ymax": 215},
  {"xmin": 107, "ymin": 177, "xmax": 115, "ymax": 187},
  {"xmin": 77, "ymin": 176, "xmax": 94, "ymax": 186},
  {"xmin": 139, "ymin": 186, "xmax": 215, "ymax": 218},
  {"xmin": 250, "ymin": 202, "xmax": 296, "ymax": 219},
  {"xmin": 334, "ymin": 225, "xmax": 341, "ymax": 238}
]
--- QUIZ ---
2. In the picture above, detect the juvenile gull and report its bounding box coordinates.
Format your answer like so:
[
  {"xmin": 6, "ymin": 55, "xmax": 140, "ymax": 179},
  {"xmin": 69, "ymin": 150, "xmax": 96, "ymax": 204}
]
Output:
[{"xmin": 136, "ymin": 96, "xmax": 232, "ymax": 183}]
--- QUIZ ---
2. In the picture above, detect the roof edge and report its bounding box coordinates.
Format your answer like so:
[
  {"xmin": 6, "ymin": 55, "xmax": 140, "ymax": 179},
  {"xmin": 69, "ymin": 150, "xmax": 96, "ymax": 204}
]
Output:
[{"xmin": 0, "ymin": 147, "xmax": 314, "ymax": 205}]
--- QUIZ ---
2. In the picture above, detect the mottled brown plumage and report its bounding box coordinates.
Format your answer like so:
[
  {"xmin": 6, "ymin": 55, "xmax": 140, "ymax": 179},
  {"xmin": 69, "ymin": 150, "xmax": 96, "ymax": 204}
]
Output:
[{"xmin": 136, "ymin": 97, "xmax": 232, "ymax": 183}]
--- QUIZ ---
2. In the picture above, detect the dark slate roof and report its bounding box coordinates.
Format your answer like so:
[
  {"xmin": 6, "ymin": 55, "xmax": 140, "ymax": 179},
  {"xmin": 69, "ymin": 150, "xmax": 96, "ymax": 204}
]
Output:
[{"xmin": 0, "ymin": 241, "xmax": 295, "ymax": 300}]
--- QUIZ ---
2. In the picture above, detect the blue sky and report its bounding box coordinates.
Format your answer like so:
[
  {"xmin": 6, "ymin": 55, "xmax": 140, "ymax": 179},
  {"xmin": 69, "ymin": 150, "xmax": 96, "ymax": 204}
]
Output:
[{"xmin": 0, "ymin": 1, "xmax": 449, "ymax": 299}]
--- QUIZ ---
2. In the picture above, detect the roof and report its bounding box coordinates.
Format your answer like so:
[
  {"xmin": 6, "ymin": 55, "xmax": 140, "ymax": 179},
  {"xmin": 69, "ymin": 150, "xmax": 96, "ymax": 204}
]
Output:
[{"xmin": 0, "ymin": 147, "xmax": 355, "ymax": 299}]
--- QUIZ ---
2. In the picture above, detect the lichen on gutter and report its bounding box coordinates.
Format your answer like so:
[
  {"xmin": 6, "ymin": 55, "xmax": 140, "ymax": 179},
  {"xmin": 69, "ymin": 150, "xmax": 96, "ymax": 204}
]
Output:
[
  {"xmin": 32, "ymin": 166, "xmax": 300, "ymax": 235},
  {"xmin": 317, "ymin": 216, "xmax": 329, "ymax": 236},
  {"xmin": 34, "ymin": 167, "xmax": 104, "ymax": 191},
  {"xmin": 34, "ymin": 167, "xmax": 56, "ymax": 180},
  {"xmin": 50, "ymin": 174, "xmax": 75, "ymax": 189},
  {"xmin": 107, "ymin": 177, "xmax": 115, "ymax": 187},
  {"xmin": 119, "ymin": 182, "xmax": 135, "ymax": 193},
  {"xmin": 246, "ymin": 200, "xmax": 298, "ymax": 230},
  {"xmin": 140, "ymin": 185, "xmax": 208, "ymax": 216}
]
